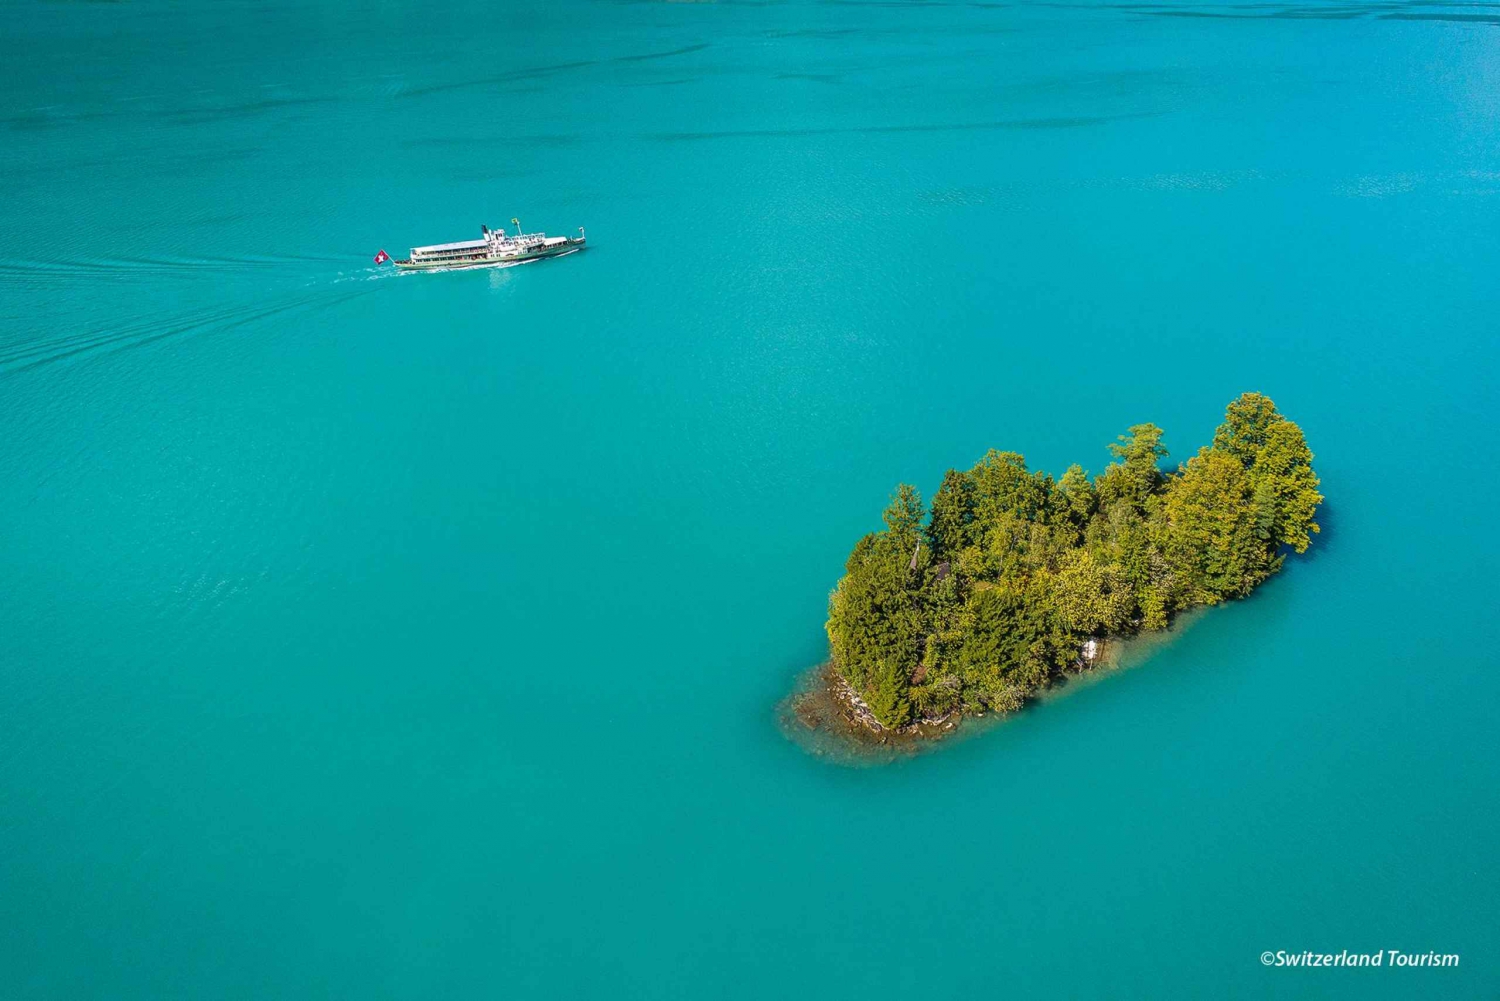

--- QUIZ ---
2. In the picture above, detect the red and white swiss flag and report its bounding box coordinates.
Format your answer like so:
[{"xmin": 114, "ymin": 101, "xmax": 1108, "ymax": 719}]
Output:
[{"xmin": 373, "ymin": 249, "xmax": 391, "ymax": 265}]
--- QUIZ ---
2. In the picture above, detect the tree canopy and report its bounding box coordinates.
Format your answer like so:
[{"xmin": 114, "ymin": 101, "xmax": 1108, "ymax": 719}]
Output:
[{"xmin": 825, "ymin": 393, "xmax": 1322, "ymax": 728}]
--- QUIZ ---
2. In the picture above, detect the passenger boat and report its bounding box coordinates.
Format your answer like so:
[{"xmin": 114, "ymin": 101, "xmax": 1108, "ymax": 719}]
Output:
[{"xmin": 382, "ymin": 220, "xmax": 586, "ymax": 272}]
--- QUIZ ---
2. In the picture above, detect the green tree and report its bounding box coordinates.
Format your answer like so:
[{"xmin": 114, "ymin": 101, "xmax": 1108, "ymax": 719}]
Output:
[
  {"xmin": 1052, "ymin": 549, "xmax": 1134, "ymax": 634},
  {"xmin": 865, "ymin": 659, "xmax": 913, "ymax": 728},
  {"xmin": 955, "ymin": 580, "xmax": 1071, "ymax": 702},
  {"xmin": 827, "ymin": 532, "xmax": 921, "ymax": 693},
  {"xmin": 971, "ymin": 450, "xmax": 1050, "ymax": 529},
  {"xmin": 1096, "ymin": 423, "xmax": 1168, "ymax": 516},
  {"xmin": 1213, "ymin": 391, "xmax": 1283, "ymax": 466},
  {"xmin": 883, "ymin": 483, "xmax": 925, "ymax": 547},
  {"xmin": 1248, "ymin": 419, "xmax": 1323, "ymax": 553},
  {"xmin": 1209, "ymin": 393, "xmax": 1322, "ymax": 552},
  {"xmin": 927, "ymin": 469, "xmax": 977, "ymax": 558},
  {"xmin": 1055, "ymin": 463, "xmax": 1097, "ymax": 527},
  {"xmin": 1157, "ymin": 447, "xmax": 1271, "ymax": 603}
]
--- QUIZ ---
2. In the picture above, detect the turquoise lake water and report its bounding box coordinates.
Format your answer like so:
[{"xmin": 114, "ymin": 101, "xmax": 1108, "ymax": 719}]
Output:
[{"xmin": 3, "ymin": 0, "xmax": 1499, "ymax": 996}]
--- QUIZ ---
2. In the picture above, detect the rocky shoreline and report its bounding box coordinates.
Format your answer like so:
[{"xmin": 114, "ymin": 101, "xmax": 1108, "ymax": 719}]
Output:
[
  {"xmin": 780, "ymin": 614, "xmax": 1212, "ymax": 765},
  {"xmin": 784, "ymin": 663, "xmax": 961, "ymax": 751},
  {"xmin": 832, "ymin": 671, "xmax": 961, "ymax": 737},
  {"xmin": 784, "ymin": 636, "xmax": 1116, "ymax": 753}
]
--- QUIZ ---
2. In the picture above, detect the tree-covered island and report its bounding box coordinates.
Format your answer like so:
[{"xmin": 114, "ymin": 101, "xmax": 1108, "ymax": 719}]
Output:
[{"xmin": 823, "ymin": 392, "xmax": 1323, "ymax": 733}]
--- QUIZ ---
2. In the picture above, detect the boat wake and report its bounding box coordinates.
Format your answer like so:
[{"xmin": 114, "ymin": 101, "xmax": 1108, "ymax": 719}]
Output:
[
  {"xmin": 0, "ymin": 252, "xmax": 348, "ymax": 291},
  {"xmin": 0, "ymin": 283, "xmax": 382, "ymax": 377},
  {"xmin": 0, "ymin": 242, "xmax": 581, "ymax": 377}
]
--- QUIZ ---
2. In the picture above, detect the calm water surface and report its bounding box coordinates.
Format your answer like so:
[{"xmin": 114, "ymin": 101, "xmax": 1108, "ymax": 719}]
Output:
[{"xmin": 2, "ymin": 1, "xmax": 1498, "ymax": 997}]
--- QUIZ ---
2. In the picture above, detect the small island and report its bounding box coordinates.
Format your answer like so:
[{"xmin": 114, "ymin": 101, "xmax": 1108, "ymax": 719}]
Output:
[{"xmin": 807, "ymin": 392, "xmax": 1323, "ymax": 739}]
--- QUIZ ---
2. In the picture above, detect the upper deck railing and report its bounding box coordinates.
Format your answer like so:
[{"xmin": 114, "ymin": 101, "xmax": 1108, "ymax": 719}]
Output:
[{"xmin": 410, "ymin": 226, "xmax": 574, "ymax": 258}]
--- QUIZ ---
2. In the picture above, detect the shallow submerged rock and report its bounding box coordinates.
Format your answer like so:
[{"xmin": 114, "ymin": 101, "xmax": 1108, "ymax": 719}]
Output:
[{"xmin": 775, "ymin": 663, "xmax": 971, "ymax": 766}]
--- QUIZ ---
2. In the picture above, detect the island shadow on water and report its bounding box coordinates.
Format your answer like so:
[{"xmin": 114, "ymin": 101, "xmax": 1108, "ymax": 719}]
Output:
[{"xmin": 775, "ymin": 609, "xmax": 1207, "ymax": 767}]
